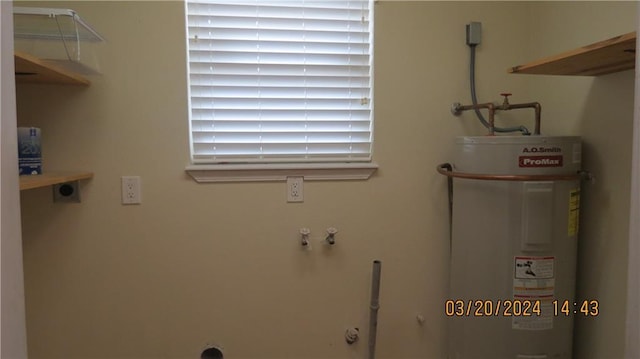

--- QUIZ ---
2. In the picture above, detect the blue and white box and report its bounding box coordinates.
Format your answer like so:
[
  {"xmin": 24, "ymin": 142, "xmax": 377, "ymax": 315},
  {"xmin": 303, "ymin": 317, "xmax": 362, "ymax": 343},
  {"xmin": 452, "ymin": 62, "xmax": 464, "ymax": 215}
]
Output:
[{"xmin": 18, "ymin": 127, "xmax": 42, "ymax": 175}]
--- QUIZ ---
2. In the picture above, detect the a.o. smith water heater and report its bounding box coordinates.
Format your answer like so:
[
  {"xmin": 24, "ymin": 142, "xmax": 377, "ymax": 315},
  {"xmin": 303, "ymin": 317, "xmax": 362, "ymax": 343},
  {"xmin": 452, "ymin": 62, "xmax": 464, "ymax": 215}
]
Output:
[{"xmin": 440, "ymin": 136, "xmax": 581, "ymax": 359}]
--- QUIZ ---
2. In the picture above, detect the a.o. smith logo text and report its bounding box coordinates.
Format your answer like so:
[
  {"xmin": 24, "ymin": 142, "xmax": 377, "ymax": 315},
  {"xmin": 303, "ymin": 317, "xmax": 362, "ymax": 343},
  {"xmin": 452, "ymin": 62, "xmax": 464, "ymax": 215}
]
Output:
[{"xmin": 522, "ymin": 147, "xmax": 562, "ymax": 153}]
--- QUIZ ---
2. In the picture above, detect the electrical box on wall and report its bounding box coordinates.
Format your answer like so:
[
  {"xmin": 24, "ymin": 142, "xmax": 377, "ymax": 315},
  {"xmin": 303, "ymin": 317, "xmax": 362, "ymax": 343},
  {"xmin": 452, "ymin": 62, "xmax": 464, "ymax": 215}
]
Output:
[
  {"xmin": 53, "ymin": 182, "xmax": 80, "ymax": 203},
  {"xmin": 466, "ymin": 21, "xmax": 482, "ymax": 46}
]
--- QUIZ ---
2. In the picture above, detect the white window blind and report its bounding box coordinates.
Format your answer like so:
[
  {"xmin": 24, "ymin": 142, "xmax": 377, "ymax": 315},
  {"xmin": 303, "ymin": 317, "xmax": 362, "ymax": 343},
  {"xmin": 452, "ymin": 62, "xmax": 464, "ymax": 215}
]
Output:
[{"xmin": 186, "ymin": 0, "xmax": 373, "ymax": 164}]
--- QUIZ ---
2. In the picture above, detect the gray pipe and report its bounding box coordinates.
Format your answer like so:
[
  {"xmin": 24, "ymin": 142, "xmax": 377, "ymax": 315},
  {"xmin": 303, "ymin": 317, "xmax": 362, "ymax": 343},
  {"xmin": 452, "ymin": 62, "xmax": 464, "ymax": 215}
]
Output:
[
  {"xmin": 469, "ymin": 45, "xmax": 530, "ymax": 135},
  {"xmin": 368, "ymin": 260, "xmax": 382, "ymax": 359}
]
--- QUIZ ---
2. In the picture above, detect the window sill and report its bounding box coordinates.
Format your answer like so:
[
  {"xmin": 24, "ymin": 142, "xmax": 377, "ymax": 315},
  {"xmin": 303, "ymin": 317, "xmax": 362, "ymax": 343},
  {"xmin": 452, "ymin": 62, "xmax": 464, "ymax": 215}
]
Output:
[{"xmin": 185, "ymin": 162, "xmax": 378, "ymax": 183}]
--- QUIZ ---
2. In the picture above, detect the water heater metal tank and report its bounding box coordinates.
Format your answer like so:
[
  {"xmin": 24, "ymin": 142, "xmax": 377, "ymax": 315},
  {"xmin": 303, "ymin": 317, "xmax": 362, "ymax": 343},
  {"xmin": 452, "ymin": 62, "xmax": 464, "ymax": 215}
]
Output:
[{"xmin": 445, "ymin": 136, "xmax": 581, "ymax": 359}]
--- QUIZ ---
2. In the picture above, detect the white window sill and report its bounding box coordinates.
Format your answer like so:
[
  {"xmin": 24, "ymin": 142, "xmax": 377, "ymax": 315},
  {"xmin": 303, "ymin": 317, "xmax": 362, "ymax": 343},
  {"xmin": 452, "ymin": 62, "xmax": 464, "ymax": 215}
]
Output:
[{"xmin": 185, "ymin": 162, "xmax": 378, "ymax": 183}]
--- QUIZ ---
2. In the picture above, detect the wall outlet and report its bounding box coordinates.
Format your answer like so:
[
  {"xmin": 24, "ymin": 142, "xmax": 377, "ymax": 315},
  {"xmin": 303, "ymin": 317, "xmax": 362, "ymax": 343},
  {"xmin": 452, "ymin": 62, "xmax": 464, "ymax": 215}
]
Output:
[
  {"xmin": 287, "ymin": 176, "xmax": 304, "ymax": 203},
  {"xmin": 53, "ymin": 181, "xmax": 80, "ymax": 203},
  {"xmin": 121, "ymin": 176, "xmax": 142, "ymax": 204}
]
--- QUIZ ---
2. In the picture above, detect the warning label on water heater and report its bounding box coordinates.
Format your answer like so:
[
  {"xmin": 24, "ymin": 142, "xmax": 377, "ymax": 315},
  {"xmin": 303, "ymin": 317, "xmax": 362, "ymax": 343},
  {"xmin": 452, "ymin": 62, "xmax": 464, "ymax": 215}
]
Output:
[
  {"xmin": 514, "ymin": 256, "xmax": 554, "ymax": 279},
  {"xmin": 513, "ymin": 256, "xmax": 555, "ymax": 330},
  {"xmin": 514, "ymin": 256, "xmax": 555, "ymax": 297},
  {"xmin": 568, "ymin": 189, "xmax": 580, "ymax": 236},
  {"xmin": 512, "ymin": 298, "xmax": 554, "ymax": 330}
]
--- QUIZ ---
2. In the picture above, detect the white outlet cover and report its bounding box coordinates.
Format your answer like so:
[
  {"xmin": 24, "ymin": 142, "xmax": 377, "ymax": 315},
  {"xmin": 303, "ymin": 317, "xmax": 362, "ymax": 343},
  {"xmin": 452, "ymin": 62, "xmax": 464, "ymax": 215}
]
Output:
[
  {"xmin": 287, "ymin": 176, "xmax": 303, "ymax": 203},
  {"xmin": 121, "ymin": 176, "xmax": 142, "ymax": 204}
]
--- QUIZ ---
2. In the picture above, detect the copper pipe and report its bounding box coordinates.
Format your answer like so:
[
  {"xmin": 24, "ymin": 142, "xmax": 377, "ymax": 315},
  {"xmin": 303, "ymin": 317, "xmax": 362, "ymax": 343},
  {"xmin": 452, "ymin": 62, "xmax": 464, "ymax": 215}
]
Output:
[
  {"xmin": 453, "ymin": 94, "xmax": 542, "ymax": 135},
  {"xmin": 436, "ymin": 163, "xmax": 581, "ymax": 182},
  {"xmin": 452, "ymin": 102, "xmax": 496, "ymax": 135},
  {"xmin": 496, "ymin": 101, "xmax": 541, "ymax": 135}
]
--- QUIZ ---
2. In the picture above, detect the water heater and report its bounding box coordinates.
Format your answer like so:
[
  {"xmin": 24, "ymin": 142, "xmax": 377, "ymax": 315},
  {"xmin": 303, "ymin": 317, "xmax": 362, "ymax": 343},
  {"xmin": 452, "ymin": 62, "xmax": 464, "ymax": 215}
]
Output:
[{"xmin": 441, "ymin": 136, "xmax": 581, "ymax": 359}]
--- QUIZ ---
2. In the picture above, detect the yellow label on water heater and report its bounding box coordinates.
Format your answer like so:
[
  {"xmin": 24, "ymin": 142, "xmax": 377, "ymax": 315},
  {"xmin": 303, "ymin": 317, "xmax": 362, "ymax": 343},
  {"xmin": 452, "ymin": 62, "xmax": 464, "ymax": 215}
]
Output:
[{"xmin": 568, "ymin": 189, "xmax": 580, "ymax": 236}]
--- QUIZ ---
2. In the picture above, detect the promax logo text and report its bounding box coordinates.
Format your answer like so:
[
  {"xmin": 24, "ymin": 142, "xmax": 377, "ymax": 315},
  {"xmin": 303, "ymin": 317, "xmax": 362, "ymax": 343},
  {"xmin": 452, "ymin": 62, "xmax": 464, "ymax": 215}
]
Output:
[{"xmin": 518, "ymin": 155, "xmax": 563, "ymax": 168}]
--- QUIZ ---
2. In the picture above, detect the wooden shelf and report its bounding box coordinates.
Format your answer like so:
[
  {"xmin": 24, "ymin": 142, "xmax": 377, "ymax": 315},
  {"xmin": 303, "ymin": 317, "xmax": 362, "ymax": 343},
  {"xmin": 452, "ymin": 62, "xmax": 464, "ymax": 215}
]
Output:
[
  {"xmin": 20, "ymin": 171, "xmax": 93, "ymax": 191},
  {"xmin": 14, "ymin": 51, "xmax": 91, "ymax": 86},
  {"xmin": 509, "ymin": 32, "xmax": 636, "ymax": 76}
]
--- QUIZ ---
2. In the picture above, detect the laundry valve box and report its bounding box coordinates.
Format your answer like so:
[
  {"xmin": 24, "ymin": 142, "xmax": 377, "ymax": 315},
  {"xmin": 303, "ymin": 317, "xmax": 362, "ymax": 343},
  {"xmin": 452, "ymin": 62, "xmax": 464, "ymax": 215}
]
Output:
[{"xmin": 18, "ymin": 127, "xmax": 42, "ymax": 175}]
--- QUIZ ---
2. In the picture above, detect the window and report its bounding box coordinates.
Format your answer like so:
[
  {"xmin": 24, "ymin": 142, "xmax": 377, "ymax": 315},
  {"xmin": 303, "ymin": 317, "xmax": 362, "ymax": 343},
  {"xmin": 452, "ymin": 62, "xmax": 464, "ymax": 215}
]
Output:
[{"xmin": 185, "ymin": 0, "xmax": 374, "ymax": 174}]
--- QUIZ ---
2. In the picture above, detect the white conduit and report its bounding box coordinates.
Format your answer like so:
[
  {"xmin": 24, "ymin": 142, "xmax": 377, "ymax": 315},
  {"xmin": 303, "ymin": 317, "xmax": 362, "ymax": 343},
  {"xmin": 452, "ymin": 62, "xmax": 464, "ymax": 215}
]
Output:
[
  {"xmin": 624, "ymin": 8, "xmax": 640, "ymax": 358},
  {"xmin": 368, "ymin": 260, "xmax": 381, "ymax": 359}
]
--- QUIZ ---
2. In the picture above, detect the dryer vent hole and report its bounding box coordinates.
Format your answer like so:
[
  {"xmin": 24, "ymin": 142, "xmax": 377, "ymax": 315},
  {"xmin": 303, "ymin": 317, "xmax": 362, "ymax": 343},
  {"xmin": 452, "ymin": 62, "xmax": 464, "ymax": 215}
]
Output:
[{"xmin": 201, "ymin": 347, "xmax": 223, "ymax": 359}]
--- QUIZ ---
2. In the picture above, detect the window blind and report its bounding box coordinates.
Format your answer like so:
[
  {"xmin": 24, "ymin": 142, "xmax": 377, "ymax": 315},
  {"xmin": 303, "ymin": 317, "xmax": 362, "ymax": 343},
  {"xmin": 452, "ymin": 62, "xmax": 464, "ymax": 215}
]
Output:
[{"xmin": 186, "ymin": 0, "xmax": 373, "ymax": 163}]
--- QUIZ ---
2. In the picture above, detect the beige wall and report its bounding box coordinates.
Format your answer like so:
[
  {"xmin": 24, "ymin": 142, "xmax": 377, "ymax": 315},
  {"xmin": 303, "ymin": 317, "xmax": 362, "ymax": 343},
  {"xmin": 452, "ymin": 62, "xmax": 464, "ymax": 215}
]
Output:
[{"xmin": 15, "ymin": 1, "xmax": 635, "ymax": 358}]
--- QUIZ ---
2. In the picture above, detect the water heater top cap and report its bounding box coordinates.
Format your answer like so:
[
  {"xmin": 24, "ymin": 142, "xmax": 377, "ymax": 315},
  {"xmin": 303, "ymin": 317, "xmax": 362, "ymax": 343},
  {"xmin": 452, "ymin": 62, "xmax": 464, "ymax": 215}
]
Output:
[
  {"xmin": 456, "ymin": 135, "xmax": 581, "ymax": 145},
  {"xmin": 453, "ymin": 135, "xmax": 581, "ymax": 176}
]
